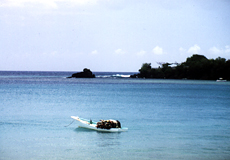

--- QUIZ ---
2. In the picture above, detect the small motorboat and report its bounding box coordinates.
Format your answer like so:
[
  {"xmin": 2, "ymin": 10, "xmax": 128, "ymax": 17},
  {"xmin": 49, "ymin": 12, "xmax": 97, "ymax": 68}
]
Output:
[{"xmin": 71, "ymin": 116, "xmax": 128, "ymax": 132}]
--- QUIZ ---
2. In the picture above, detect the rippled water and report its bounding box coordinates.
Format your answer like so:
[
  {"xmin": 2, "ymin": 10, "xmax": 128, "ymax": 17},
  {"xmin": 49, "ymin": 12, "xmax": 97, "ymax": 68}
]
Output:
[{"xmin": 0, "ymin": 71, "xmax": 230, "ymax": 160}]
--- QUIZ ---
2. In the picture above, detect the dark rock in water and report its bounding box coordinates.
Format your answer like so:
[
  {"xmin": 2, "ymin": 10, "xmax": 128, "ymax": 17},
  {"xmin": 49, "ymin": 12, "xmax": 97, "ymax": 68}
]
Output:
[
  {"xmin": 70, "ymin": 68, "xmax": 95, "ymax": 78},
  {"xmin": 130, "ymin": 74, "xmax": 138, "ymax": 78}
]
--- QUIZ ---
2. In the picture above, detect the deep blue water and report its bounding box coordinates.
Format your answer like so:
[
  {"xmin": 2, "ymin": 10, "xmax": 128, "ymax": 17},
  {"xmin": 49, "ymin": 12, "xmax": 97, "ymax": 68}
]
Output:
[{"xmin": 0, "ymin": 71, "xmax": 230, "ymax": 160}]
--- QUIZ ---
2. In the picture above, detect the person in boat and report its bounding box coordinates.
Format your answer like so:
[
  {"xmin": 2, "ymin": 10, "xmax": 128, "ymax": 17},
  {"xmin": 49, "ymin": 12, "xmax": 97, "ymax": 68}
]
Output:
[
  {"xmin": 96, "ymin": 119, "xmax": 121, "ymax": 129},
  {"xmin": 96, "ymin": 121, "xmax": 102, "ymax": 128},
  {"xmin": 101, "ymin": 120, "xmax": 105, "ymax": 129},
  {"xmin": 96, "ymin": 120, "xmax": 105, "ymax": 129},
  {"xmin": 111, "ymin": 121, "xmax": 115, "ymax": 128},
  {"xmin": 105, "ymin": 123, "xmax": 111, "ymax": 129},
  {"xmin": 116, "ymin": 120, "xmax": 121, "ymax": 128}
]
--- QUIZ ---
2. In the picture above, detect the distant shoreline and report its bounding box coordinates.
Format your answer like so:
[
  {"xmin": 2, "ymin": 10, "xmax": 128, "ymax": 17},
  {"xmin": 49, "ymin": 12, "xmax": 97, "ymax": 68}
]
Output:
[{"xmin": 130, "ymin": 54, "xmax": 230, "ymax": 81}]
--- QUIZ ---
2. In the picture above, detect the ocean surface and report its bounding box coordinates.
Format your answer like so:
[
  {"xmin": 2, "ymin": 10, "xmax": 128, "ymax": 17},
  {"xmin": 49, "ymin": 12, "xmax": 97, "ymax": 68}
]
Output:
[{"xmin": 0, "ymin": 71, "xmax": 230, "ymax": 160}]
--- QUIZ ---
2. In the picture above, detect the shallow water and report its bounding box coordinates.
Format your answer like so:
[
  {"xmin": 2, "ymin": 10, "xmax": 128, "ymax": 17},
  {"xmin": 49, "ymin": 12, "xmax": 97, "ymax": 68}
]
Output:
[{"xmin": 0, "ymin": 71, "xmax": 230, "ymax": 160}]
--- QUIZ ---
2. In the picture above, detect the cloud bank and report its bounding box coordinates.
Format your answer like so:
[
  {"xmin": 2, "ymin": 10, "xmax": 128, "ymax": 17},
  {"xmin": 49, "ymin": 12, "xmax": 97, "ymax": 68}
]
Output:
[{"xmin": 1, "ymin": 0, "xmax": 99, "ymax": 8}]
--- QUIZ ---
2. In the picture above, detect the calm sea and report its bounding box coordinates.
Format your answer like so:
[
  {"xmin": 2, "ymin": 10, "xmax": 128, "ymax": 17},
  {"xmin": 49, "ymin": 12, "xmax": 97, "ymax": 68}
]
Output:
[{"xmin": 0, "ymin": 71, "xmax": 230, "ymax": 160}]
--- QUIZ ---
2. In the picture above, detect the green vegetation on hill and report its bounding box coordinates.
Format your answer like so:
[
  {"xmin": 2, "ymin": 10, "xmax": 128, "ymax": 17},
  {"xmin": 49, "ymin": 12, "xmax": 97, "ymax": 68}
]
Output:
[{"xmin": 130, "ymin": 54, "xmax": 230, "ymax": 80}]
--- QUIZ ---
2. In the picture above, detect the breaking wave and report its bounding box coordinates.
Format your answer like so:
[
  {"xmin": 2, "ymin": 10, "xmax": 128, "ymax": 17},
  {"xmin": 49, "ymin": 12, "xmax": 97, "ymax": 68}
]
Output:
[
  {"xmin": 95, "ymin": 72, "xmax": 137, "ymax": 78},
  {"xmin": 96, "ymin": 74, "xmax": 131, "ymax": 78}
]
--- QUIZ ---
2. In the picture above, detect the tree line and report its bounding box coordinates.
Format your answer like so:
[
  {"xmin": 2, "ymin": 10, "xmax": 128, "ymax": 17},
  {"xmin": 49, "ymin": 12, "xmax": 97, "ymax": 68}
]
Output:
[{"xmin": 130, "ymin": 54, "xmax": 230, "ymax": 80}]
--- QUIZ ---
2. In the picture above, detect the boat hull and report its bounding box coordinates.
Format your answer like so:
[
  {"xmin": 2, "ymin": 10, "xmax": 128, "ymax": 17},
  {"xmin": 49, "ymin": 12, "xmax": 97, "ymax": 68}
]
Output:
[{"xmin": 71, "ymin": 116, "xmax": 128, "ymax": 132}]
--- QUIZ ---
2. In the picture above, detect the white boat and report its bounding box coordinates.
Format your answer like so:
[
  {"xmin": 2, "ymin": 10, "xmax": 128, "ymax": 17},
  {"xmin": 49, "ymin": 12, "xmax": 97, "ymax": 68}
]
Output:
[
  {"xmin": 216, "ymin": 78, "xmax": 227, "ymax": 82},
  {"xmin": 71, "ymin": 116, "xmax": 128, "ymax": 132}
]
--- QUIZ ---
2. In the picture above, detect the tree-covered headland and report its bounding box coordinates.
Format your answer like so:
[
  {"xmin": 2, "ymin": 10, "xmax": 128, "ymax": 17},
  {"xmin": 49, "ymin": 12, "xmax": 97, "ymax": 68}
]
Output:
[{"xmin": 130, "ymin": 54, "xmax": 230, "ymax": 80}]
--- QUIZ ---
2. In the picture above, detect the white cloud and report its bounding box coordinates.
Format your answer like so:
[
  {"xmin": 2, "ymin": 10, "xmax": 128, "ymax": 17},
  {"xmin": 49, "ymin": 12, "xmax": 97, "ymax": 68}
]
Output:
[
  {"xmin": 179, "ymin": 47, "xmax": 186, "ymax": 52},
  {"xmin": 225, "ymin": 45, "xmax": 230, "ymax": 53},
  {"xmin": 91, "ymin": 50, "xmax": 98, "ymax": 55},
  {"xmin": 115, "ymin": 49, "xmax": 125, "ymax": 55},
  {"xmin": 209, "ymin": 45, "xmax": 230, "ymax": 56},
  {"xmin": 1, "ymin": 0, "xmax": 99, "ymax": 8},
  {"xmin": 136, "ymin": 50, "xmax": 146, "ymax": 56},
  {"xmin": 152, "ymin": 46, "xmax": 163, "ymax": 55},
  {"xmin": 187, "ymin": 44, "xmax": 201, "ymax": 54},
  {"xmin": 209, "ymin": 46, "xmax": 222, "ymax": 55}
]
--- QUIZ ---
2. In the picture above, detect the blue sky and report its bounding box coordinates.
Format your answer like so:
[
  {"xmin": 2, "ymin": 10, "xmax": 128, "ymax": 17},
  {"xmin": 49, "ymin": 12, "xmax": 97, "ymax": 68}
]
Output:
[{"xmin": 0, "ymin": 0, "xmax": 230, "ymax": 71}]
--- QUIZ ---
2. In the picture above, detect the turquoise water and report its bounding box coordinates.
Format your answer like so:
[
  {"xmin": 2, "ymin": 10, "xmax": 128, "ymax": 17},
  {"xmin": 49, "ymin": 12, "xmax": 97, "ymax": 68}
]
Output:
[{"xmin": 0, "ymin": 71, "xmax": 230, "ymax": 160}]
